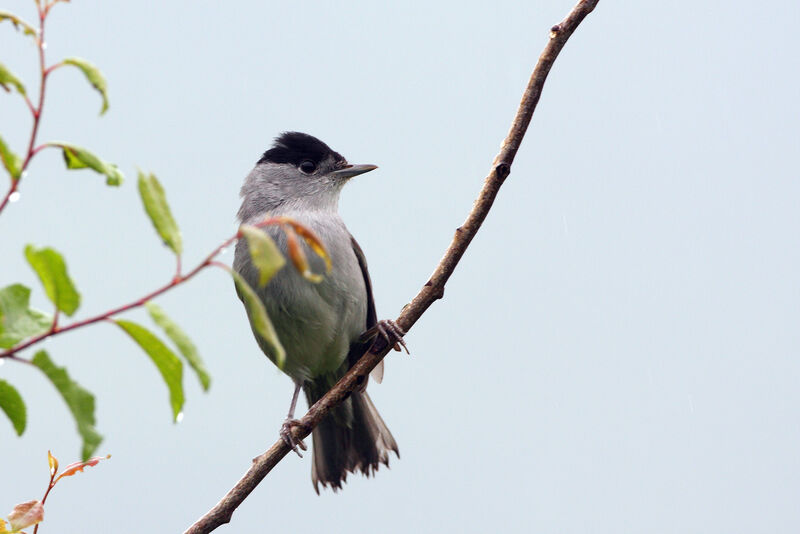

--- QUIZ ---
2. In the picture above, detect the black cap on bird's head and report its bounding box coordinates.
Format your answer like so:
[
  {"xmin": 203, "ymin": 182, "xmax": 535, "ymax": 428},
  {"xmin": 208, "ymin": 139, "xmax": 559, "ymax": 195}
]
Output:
[
  {"xmin": 258, "ymin": 132, "xmax": 346, "ymax": 168},
  {"xmin": 257, "ymin": 132, "xmax": 377, "ymax": 180}
]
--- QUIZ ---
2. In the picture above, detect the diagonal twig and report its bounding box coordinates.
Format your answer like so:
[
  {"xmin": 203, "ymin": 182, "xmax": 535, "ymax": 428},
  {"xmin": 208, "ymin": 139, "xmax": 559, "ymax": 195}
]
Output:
[{"xmin": 185, "ymin": 1, "xmax": 600, "ymax": 532}]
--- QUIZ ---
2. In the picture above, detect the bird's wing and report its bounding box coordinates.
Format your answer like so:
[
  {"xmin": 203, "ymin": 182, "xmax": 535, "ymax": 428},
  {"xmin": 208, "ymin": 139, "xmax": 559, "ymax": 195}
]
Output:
[{"xmin": 348, "ymin": 235, "xmax": 384, "ymax": 384}]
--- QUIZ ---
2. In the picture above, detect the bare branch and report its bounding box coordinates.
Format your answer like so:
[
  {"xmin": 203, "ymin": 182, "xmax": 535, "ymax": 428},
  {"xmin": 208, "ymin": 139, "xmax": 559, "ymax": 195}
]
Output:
[{"xmin": 185, "ymin": 1, "xmax": 600, "ymax": 532}]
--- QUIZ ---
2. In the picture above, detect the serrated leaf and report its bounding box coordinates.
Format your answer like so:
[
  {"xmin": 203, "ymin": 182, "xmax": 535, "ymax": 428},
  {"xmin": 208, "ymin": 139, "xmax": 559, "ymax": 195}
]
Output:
[
  {"xmin": 145, "ymin": 302, "xmax": 210, "ymax": 391},
  {"xmin": 46, "ymin": 141, "xmax": 123, "ymax": 186},
  {"xmin": 54, "ymin": 454, "xmax": 110, "ymax": 483},
  {"xmin": 24, "ymin": 245, "xmax": 81, "ymax": 317},
  {"xmin": 0, "ymin": 134, "xmax": 22, "ymax": 181},
  {"xmin": 115, "ymin": 320, "xmax": 184, "ymax": 421},
  {"xmin": 7, "ymin": 500, "xmax": 43, "ymax": 531},
  {"xmin": 31, "ymin": 350, "xmax": 102, "ymax": 461},
  {"xmin": 0, "ymin": 284, "xmax": 51, "ymax": 349},
  {"xmin": 0, "ymin": 11, "xmax": 37, "ymax": 37},
  {"xmin": 231, "ymin": 270, "xmax": 286, "ymax": 369},
  {"xmin": 62, "ymin": 57, "xmax": 108, "ymax": 115},
  {"xmin": 0, "ymin": 379, "xmax": 26, "ymax": 436},
  {"xmin": 0, "ymin": 62, "xmax": 25, "ymax": 95},
  {"xmin": 239, "ymin": 225, "xmax": 286, "ymax": 287},
  {"xmin": 137, "ymin": 171, "xmax": 182, "ymax": 255}
]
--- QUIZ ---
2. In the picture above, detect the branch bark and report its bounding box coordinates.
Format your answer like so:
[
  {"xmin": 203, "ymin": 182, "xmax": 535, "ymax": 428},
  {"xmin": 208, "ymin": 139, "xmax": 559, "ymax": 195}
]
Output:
[{"xmin": 185, "ymin": 1, "xmax": 599, "ymax": 532}]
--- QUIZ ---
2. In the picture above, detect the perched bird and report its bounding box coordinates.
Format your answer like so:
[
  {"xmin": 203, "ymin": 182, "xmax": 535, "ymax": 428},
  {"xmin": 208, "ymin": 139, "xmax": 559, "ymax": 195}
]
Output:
[{"xmin": 233, "ymin": 132, "xmax": 406, "ymax": 492}]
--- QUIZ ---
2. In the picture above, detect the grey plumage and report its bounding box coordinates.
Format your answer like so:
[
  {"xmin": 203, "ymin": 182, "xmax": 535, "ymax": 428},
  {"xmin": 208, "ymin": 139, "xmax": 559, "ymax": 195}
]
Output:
[{"xmin": 233, "ymin": 132, "xmax": 398, "ymax": 491}]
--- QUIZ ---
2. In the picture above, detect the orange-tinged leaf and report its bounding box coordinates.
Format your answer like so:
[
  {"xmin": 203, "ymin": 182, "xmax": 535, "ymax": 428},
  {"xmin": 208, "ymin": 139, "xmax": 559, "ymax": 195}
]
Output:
[
  {"xmin": 285, "ymin": 227, "xmax": 322, "ymax": 283},
  {"xmin": 54, "ymin": 454, "xmax": 110, "ymax": 482},
  {"xmin": 290, "ymin": 223, "xmax": 332, "ymax": 274},
  {"xmin": 0, "ymin": 518, "xmax": 9, "ymax": 533},
  {"xmin": 285, "ymin": 227, "xmax": 304, "ymax": 271},
  {"xmin": 7, "ymin": 500, "xmax": 43, "ymax": 531},
  {"xmin": 47, "ymin": 450, "xmax": 58, "ymax": 477},
  {"xmin": 277, "ymin": 218, "xmax": 332, "ymax": 273}
]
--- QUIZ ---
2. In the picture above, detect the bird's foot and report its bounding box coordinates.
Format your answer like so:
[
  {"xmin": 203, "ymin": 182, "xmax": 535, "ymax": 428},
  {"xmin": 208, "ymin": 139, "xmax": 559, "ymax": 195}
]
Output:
[
  {"xmin": 376, "ymin": 319, "xmax": 409, "ymax": 354},
  {"xmin": 280, "ymin": 418, "xmax": 308, "ymax": 457}
]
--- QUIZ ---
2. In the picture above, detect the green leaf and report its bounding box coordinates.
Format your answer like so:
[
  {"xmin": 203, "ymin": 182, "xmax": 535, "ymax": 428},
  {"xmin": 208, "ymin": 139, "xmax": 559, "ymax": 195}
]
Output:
[
  {"xmin": 137, "ymin": 171, "xmax": 182, "ymax": 255},
  {"xmin": 47, "ymin": 141, "xmax": 123, "ymax": 186},
  {"xmin": 145, "ymin": 302, "xmax": 210, "ymax": 391},
  {"xmin": 62, "ymin": 57, "xmax": 108, "ymax": 115},
  {"xmin": 0, "ymin": 62, "xmax": 26, "ymax": 95},
  {"xmin": 0, "ymin": 10, "xmax": 37, "ymax": 37},
  {"xmin": 0, "ymin": 379, "xmax": 26, "ymax": 436},
  {"xmin": 115, "ymin": 320, "xmax": 184, "ymax": 421},
  {"xmin": 0, "ymin": 134, "xmax": 22, "ymax": 181},
  {"xmin": 231, "ymin": 270, "xmax": 286, "ymax": 369},
  {"xmin": 0, "ymin": 284, "xmax": 51, "ymax": 349},
  {"xmin": 31, "ymin": 350, "xmax": 102, "ymax": 460},
  {"xmin": 24, "ymin": 245, "xmax": 81, "ymax": 317},
  {"xmin": 239, "ymin": 225, "xmax": 286, "ymax": 287}
]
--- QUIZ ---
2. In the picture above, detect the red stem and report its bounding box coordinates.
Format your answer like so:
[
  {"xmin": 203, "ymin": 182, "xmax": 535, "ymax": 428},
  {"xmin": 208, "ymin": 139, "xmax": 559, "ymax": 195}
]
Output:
[
  {"xmin": 1, "ymin": 239, "xmax": 232, "ymax": 358},
  {"xmin": 0, "ymin": 6, "xmax": 49, "ymax": 216},
  {"xmin": 0, "ymin": 217, "xmax": 279, "ymax": 359},
  {"xmin": 32, "ymin": 471, "xmax": 56, "ymax": 534},
  {"xmin": 175, "ymin": 253, "xmax": 183, "ymax": 281}
]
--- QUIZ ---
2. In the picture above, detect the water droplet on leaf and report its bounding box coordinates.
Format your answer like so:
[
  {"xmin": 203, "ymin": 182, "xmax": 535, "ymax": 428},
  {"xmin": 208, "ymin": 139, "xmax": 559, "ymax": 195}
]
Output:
[{"xmin": 176, "ymin": 412, "xmax": 184, "ymax": 423}]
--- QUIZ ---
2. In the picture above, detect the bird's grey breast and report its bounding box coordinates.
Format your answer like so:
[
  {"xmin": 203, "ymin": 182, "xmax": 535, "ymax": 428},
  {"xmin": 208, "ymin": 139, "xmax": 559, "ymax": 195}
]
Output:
[{"xmin": 234, "ymin": 210, "xmax": 367, "ymax": 380}]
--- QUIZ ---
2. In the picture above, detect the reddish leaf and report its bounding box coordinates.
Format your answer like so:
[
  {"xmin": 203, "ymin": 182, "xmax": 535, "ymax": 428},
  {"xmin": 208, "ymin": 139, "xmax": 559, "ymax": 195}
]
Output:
[
  {"xmin": 7, "ymin": 500, "xmax": 43, "ymax": 531},
  {"xmin": 54, "ymin": 454, "xmax": 110, "ymax": 482},
  {"xmin": 284, "ymin": 226, "xmax": 322, "ymax": 283},
  {"xmin": 278, "ymin": 218, "xmax": 331, "ymax": 273}
]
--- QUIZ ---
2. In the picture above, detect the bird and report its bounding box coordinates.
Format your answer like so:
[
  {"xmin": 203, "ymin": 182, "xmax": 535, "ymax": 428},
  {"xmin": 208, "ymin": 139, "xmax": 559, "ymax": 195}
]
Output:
[{"xmin": 233, "ymin": 132, "xmax": 406, "ymax": 492}]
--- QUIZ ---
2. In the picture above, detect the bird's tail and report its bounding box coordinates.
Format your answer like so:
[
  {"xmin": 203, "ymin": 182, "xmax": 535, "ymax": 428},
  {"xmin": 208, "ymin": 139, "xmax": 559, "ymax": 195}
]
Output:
[{"xmin": 304, "ymin": 383, "xmax": 398, "ymax": 493}]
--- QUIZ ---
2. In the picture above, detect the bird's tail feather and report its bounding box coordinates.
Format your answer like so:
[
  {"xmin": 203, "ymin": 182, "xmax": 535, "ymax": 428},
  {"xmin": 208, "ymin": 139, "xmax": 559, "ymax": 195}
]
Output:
[{"xmin": 304, "ymin": 384, "xmax": 398, "ymax": 493}]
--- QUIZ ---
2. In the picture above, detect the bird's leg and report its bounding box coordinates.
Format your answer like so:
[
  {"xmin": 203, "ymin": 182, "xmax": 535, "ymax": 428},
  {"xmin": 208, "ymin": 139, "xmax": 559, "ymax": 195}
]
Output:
[
  {"xmin": 280, "ymin": 381, "xmax": 308, "ymax": 457},
  {"xmin": 361, "ymin": 319, "xmax": 409, "ymax": 354}
]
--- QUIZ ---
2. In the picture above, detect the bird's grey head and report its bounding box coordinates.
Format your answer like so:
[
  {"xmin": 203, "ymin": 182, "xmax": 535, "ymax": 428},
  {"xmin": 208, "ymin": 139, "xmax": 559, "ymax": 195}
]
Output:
[{"xmin": 238, "ymin": 132, "xmax": 377, "ymax": 222}]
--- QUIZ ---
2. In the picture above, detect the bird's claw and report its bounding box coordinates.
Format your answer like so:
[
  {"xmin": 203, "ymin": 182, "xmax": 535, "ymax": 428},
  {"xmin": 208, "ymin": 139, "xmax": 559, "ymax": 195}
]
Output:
[
  {"xmin": 376, "ymin": 319, "xmax": 409, "ymax": 354},
  {"xmin": 280, "ymin": 418, "xmax": 308, "ymax": 457}
]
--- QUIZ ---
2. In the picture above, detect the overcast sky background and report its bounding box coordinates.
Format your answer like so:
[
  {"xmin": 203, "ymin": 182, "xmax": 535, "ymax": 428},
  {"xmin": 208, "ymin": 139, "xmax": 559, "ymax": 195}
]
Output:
[{"xmin": 1, "ymin": 1, "xmax": 799, "ymax": 532}]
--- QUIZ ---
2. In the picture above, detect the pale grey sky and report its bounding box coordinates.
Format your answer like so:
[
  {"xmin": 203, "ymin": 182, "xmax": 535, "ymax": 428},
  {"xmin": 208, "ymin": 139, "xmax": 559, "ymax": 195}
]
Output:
[{"xmin": 2, "ymin": 1, "xmax": 799, "ymax": 533}]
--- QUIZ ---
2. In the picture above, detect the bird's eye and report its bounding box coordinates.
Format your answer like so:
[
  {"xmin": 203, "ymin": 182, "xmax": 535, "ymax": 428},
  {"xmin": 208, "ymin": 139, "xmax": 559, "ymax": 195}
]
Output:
[{"xmin": 299, "ymin": 160, "xmax": 317, "ymax": 174}]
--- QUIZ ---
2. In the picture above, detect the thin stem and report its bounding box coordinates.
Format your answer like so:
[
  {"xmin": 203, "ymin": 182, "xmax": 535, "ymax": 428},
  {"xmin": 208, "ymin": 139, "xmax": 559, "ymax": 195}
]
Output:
[
  {"xmin": 43, "ymin": 61, "xmax": 64, "ymax": 76},
  {"xmin": 208, "ymin": 260, "xmax": 231, "ymax": 271},
  {"xmin": 6, "ymin": 354, "xmax": 33, "ymax": 366},
  {"xmin": 31, "ymin": 471, "xmax": 56, "ymax": 534},
  {"xmin": 30, "ymin": 144, "xmax": 48, "ymax": 158},
  {"xmin": 24, "ymin": 94, "xmax": 36, "ymax": 116},
  {"xmin": 175, "ymin": 253, "xmax": 183, "ymax": 281},
  {"xmin": 1, "ymin": 248, "xmax": 216, "ymax": 358},
  {"xmin": 0, "ymin": 217, "xmax": 278, "ymax": 359},
  {"xmin": 0, "ymin": 6, "xmax": 50, "ymax": 216},
  {"xmin": 49, "ymin": 309, "xmax": 60, "ymax": 333}
]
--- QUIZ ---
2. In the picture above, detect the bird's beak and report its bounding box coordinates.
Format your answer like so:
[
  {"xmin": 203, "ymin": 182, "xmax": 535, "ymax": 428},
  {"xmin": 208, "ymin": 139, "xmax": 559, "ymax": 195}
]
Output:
[{"xmin": 331, "ymin": 164, "xmax": 378, "ymax": 180}]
